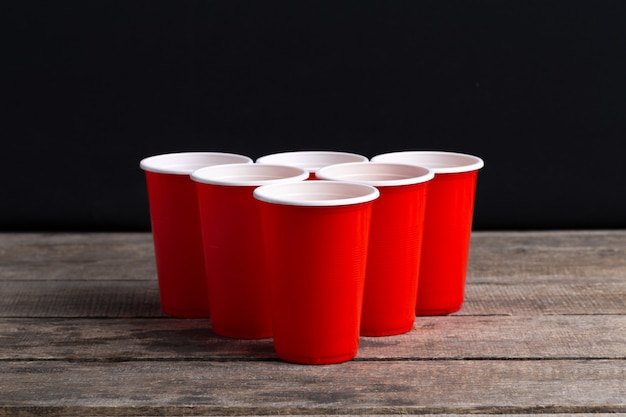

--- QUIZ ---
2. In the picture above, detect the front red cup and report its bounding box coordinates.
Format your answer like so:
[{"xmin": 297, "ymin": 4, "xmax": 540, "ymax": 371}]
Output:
[
  {"xmin": 191, "ymin": 164, "xmax": 308, "ymax": 339},
  {"xmin": 317, "ymin": 162, "xmax": 434, "ymax": 336},
  {"xmin": 254, "ymin": 181, "xmax": 379, "ymax": 364},
  {"xmin": 256, "ymin": 151, "xmax": 368, "ymax": 179},
  {"xmin": 371, "ymin": 151, "xmax": 484, "ymax": 315},
  {"xmin": 140, "ymin": 152, "xmax": 252, "ymax": 318}
]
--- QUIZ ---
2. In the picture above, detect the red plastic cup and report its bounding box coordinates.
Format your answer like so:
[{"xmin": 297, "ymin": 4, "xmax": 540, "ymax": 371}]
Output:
[
  {"xmin": 317, "ymin": 162, "xmax": 434, "ymax": 336},
  {"xmin": 191, "ymin": 164, "xmax": 308, "ymax": 339},
  {"xmin": 139, "ymin": 152, "xmax": 252, "ymax": 318},
  {"xmin": 253, "ymin": 181, "xmax": 379, "ymax": 364},
  {"xmin": 371, "ymin": 151, "xmax": 484, "ymax": 315},
  {"xmin": 256, "ymin": 151, "xmax": 368, "ymax": 179}
]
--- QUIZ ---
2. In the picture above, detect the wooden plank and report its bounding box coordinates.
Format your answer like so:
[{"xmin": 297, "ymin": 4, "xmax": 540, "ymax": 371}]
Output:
[
  {"xmin": 4, "ymin": 413, "xmax": 625, "ymax": 417},
  {"xmin": 0, "ymin": 281, "xmax": 163, "ymax": 318},
  {"xmin": 1, "ymin": 230, "xmax": 624, "ymax": 316},
  {"xmin": 1, "ymin": 316, "xmax": 624, "ymax": 361},
  {"xmin": 2, "ymin": 230, "xmax": 626, "ymax": 284},
  {"xmin": 365, "ymin": 315, "xmax": 626, "ymax": 360},
  {"xmin": 0, "ymin": 360, "xmax": 624, "ymax": 415},
  {"xmin": 1, "ymin": 231, "xmax": 624, "ymax": 417},
  {"xmin": 2, "ymin": 411, "xmax": 625, "ymax": 417},
  {"xmin": 468, "ymin": 230, "xmax": 626, "ymax": 282},
  {"xmin": 460, "ymin": 280, "xmax": 626, "ymax": 315},
  {"xmin": 5, "ymin": 407, "xmax": 626, "ymax": 417},
  {"xmin": 0, "ymin": 233, "xmax": 156, "ymax": 282},
  {"xmin": 2, "ymin": 276, "xmax": 624, "ymax": 317}
]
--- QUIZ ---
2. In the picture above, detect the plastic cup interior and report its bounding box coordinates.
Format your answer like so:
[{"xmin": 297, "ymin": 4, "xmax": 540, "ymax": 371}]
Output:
[
  {"xmin": 253, "ymin": 180, "xmax": 380, "ymax": 206},
  {"xmin": 316, "ymin": 162, "xmax": 434, "ymax": 186},
  {"xmin": 371, "ymin": 151, "xmax": 484, "ymax": 174},
  {"xmin": 190, "ymin": 163, "xmax": 309, "ymax": 186},
  {"xmin": 139, "ymin": 152, "xmax": 253, "ymax": 175},
  {"xmin": 255, "ymin": 151, "xmax": 368, "ymax": 172}
]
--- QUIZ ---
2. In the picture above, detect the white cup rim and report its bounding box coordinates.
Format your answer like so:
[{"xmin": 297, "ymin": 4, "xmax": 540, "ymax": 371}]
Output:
[
  {"xmin": 316, "ymin": 162, "xmax": 434, "ymax": 187},
  {"xmin": 140, "ymin": 152, "xmax": 253, "ymax": 175},
  {"xmin": 191, "ymin": 164, "xmax": 309, "ymax": 186},
  {"xmin": 253, "ymin": 180, "xmax": 380, "ymax": 207},
  {"xmin": 255, "ymin": 151, "xmax": 368, "ymax": 172},
  {"xmin": 371, "ymin": 151, "xmax": 484, "ymax": 174}
]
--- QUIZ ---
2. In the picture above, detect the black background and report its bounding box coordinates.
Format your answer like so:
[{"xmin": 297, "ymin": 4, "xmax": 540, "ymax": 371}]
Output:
[{"xmin": 4, "ymin": 1, "xmax": 626, "ymax": 231}]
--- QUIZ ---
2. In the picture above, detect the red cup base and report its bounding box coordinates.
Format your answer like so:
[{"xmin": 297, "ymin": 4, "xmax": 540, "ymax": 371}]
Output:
[
  {"xmin": 161, "ymin": 306, "xmax": 211, "ymax": 319},
  {"xmin": 276, "ymin": 349, "xmax": 358, "ymax": 365},
  {"xmin": 360, "ymin": 322, "xmax": 414, "ymax": 337},
  {"xmin": 415, "ymin": 304, "xmax": 462, "ymax": 316}
]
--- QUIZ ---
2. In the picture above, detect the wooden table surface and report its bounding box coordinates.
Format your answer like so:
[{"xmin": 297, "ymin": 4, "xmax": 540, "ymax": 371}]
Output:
[{"xmin": 0, "ymin": 231, "xmax": 625, "ymax": 416}]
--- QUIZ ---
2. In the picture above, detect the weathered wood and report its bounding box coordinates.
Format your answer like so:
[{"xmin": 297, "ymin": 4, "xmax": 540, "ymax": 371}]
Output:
[
  {"xmin": 0, "ymin": 233, "xmax": 156, "ymax": 282},
  {"xmin": 2, "ymin": 231, "xmax": 626, "ymax": 283},
  {"xmin": 1, "ymin": 230, "xmax": 624, "ymax": 316},
  {"xmin": 4, "ymin": 413, "xmax": 626, "ymax": 417},
  {"xmin": 0, "ymin": 360, "xmax": 624, "ymax": 415},
  {"xmin": 468, "ymin": 230, "xmax": 626, "ymax": 282},
  {"xmin": 1, "ymin": 278, "xmax": 624, "ymax": 317},
  {"xmin": 0, "ymin": 281, "xmax": 163, "ymax": 318},
  {"xmin": 461, "ymin": 280, "xmax": 626, "ymax": 315},
  {"xmin": 0, "ymin": 231, "xmax": 624, "ymax": 416},
  {"xmin": 2, "ymin": 413, "xmax": 625, "ymax": 417},
  {"xmin": 1, "ymin": 316, "xmax": 624, "ymax": 361}
]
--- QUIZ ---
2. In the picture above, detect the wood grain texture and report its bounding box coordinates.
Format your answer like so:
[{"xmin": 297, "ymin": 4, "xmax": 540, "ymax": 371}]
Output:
[
  {"xmin": 0, "ymin": 233, "xmax": 156, "ymax": 281},
  {"xmin": 461, "ymin": 280, "xmax": 626, "ymax": 315},
  {"xmin": 0, "ymin": 231, "xmax": 625, "ymax": 416},
  {"xmin": 1, "ymin": 278, "xmax": 624, "ymax": 317},
  {"xmin": 0, "ymin": 315, "xmax": 624, "ymax": 361},
  {"xmin": 0, "ymin": 360, "xmax": 624, "ymax": 415},
  {"xmin": 1, "ymin": 231, "xmax": 624, "ymax": 317},
  {"xmin": 0, "ymin": 281, "xmax": 163, "ymax": 317},
  {"xmin": 467, "ymin": 230, "xmax": 626, "ymax": 282},
  {"xmin": 2, "ymin": 230, "xmax": 626, "ymax": 283}
]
